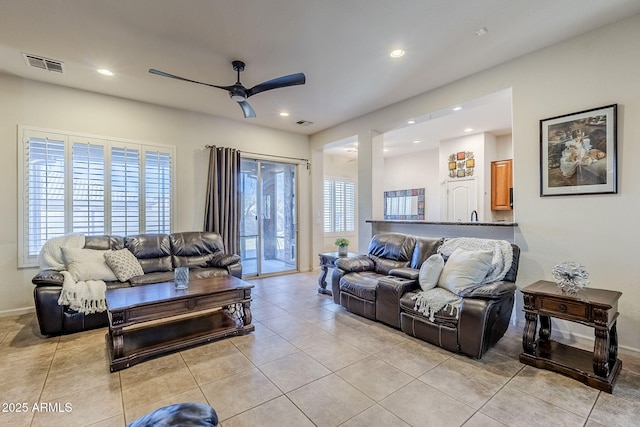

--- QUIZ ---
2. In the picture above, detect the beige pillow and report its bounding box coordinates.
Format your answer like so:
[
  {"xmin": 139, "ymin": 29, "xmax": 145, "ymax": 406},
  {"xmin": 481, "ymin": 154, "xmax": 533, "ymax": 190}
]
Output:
[
  {"xmin": 418, "ymin": 254, "xmax": 444, "ymax": 291},
  {"xmin": 437, "ymin": 248, "xmax": 493, "ymax": 294},
  {"xmin": 61, "ymin": 247, "xmax": 117, "ymax": 282},
  {"xmin": 104, "ymin": 249, "xmax": 144, "ymax": 282}
]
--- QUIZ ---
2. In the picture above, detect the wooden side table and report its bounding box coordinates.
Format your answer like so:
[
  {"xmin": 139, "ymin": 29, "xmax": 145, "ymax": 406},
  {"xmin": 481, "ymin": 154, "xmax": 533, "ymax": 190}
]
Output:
[
  {"xmin": 519, "ymin": 280, "xmax": 622, "ymax": 393},
  {"xmin": 317, "ymin": 251, "xmax": 359, "ymax": 295}
]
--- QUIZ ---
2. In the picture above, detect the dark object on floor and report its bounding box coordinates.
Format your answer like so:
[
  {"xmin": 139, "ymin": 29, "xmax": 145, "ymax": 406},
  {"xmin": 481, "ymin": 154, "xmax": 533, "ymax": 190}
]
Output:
[{"xmin": 127, "ymin": 402, "xmax": 218, "ymax": 427}]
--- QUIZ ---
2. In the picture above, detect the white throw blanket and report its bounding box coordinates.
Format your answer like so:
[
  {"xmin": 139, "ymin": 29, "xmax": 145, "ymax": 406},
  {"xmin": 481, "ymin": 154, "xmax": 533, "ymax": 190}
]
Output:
[
  {"xmin": 58, "ymin": 271, "xmax": 107, "ymax": 314},
  {"xmin": 412, "ymin": 238, "xmax": 513, "ymax": 321},
  {"xmin": 437, "ymin": 237, "xmax": 513, "ymax": 284},
  {"xmin": 411, "ymin": 287, "xmax": 461, "ymax": 322}
]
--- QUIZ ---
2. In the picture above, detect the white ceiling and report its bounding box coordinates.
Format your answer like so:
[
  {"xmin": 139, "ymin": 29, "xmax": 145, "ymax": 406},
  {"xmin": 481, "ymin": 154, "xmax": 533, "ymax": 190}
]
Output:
[
  {"xmin": 325, "ymin": 88, "xmax": 513, "ymax": 158},
  {"xmin": 1, "ymin": 1, "xmax": 639, "ymax": 137}
]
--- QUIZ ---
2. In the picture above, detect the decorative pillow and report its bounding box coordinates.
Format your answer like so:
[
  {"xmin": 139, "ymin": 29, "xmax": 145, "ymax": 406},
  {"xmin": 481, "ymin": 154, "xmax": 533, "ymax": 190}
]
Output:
[
  {"xmin": 38, "ymin": 234, "xmax": 85, "ymax": 271},
  {"xmin": 418, "ymin": 254, "xmax": 444, "ymax": 291},
  {"xmin": 437, "ymin": 248, "xmax": 493, "ymax": 294},
  {"xmin": 61, "ymin": 247, "xmax": 117, "ymax": 282},
  {"xmin": 104, "ymin": 249, "xmax": 145, "ymax": 282}
]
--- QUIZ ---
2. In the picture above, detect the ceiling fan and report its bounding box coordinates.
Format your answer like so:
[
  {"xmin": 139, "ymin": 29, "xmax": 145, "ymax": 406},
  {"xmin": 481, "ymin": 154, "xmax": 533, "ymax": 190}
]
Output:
[{"xmin": 149, "ymin": 60, "xmax": 306, "ymax": 118}]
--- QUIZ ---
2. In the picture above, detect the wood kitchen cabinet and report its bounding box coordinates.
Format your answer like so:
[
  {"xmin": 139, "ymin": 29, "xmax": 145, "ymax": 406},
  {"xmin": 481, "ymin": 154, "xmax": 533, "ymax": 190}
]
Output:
[{"xmin": 491, "ymin": 159, "xmax": 512, "ymax": 210}]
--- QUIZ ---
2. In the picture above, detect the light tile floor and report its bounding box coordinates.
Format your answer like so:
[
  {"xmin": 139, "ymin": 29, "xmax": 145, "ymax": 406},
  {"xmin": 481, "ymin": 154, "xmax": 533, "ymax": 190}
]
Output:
[{"xmin": 1, "ymin": 271, "xmax": 640, "ymax": 426}]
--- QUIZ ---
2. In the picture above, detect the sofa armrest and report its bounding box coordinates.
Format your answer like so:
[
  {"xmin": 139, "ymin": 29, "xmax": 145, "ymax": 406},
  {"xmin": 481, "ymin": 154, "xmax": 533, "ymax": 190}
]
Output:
[
  {"xmin": 389, "ymin": 267, "xmax": 419, "ymax": 281},
  {"xmin": 32, "ymin": 270, "xmax": 64, "ymax": 287},
  {"xmin": 334, "ymin": 256, "xmax": 374, "ymax": 273},
  {"xmin": 458, "ymin": 281, "xmax": 516, "ymax": 299},
  {"xmin": 376, "ymin": 275, "xmax": 419, "ymax": 328},
  {"xmin": 208, "ymin": 252, "xmax": 241, "ymax": 268},
  {"xmin": 226, "ymin": 262, "xmax": 242, "ymax": 279},
  {"xmin": 458, "ymin": 289, "xmax": 516, "ymax": 359},
  {"xmin": 33, "ymin": 286, "xmax": 64, "ymax": 335}
]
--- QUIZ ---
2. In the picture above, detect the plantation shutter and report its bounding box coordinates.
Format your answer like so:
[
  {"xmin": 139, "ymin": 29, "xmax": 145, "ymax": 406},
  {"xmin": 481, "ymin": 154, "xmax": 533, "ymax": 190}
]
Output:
[
  {"xmin": 72, "ymin": 139, "xmax": 105, "ymax": 235},
  {"xmin": 144, "ymin": 149, "xmax": 172, "ymax": 234},
  {"xmin": 24, "ymin": 135, "xmax": 66, "ymax": 258},
  {"xmin": 111, "ymin": 145, "xmax": 140, "ymax": 236}
]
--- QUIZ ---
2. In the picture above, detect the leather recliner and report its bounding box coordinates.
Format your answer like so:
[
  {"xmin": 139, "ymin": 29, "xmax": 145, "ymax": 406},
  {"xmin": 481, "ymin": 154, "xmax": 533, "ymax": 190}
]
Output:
[
  {"xmin": 331, "ymin": 233, "xmax": 443, "ymax": 326},
  {"xmin": 330, "ymin": 232, "xmax": 520, "ymax": 359}
]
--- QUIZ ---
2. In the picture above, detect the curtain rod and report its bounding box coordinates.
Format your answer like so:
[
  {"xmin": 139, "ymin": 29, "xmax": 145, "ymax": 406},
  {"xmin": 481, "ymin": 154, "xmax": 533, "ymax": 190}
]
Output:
[{"xmin": 205, "ymin": 146, "xmax": 309, "ymax": 166}]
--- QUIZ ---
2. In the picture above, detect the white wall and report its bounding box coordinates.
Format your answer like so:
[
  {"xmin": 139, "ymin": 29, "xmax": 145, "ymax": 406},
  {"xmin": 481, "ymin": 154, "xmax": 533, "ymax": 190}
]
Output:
[
  {"xmin": 322, "ymin": 154, "xmax": 359, "ymax": 252},
  {"xmin": 383, "ymin": 148, "xmax": 439, "ymax": 220},
  {"xmin": 311, "ymin": 13, "xmax": 640, "ymax": 351},
  {"xmin": 496, "ymin": 134, "xmax": 513, "ymax": 160},
  {"xmin": 0, "ymin": 74, "xmax": 310, "ymax": 315}
]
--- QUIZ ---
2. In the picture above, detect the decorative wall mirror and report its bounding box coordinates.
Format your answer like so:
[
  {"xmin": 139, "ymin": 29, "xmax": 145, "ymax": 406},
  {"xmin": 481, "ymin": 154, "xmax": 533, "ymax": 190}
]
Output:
[{"xmin": 384, "ymin": 188, "xmax": 425, "ymax": 220}]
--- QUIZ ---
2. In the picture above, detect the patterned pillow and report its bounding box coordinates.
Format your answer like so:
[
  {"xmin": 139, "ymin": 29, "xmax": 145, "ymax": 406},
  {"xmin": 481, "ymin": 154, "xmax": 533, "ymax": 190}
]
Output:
[{"xmin": 104, "ymin": 249, "xmax": 144, "ymax": 282}]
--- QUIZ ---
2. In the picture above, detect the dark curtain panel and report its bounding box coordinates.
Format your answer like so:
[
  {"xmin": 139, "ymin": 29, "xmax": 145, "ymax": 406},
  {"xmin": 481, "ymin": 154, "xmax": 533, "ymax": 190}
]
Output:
[{"xmin": 204, "ymin": 146, "xmax": 241, "ymax": 255}]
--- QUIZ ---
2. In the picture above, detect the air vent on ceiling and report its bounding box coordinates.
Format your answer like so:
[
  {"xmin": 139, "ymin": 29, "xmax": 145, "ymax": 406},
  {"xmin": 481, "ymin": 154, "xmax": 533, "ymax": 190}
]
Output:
[
  {"xmin": 296, "ymin": 120, "xmax": 314, "ymax": 127},
  {"xmin": 22, "ymin": 53, "xmax": 65, "ymax": 73}
]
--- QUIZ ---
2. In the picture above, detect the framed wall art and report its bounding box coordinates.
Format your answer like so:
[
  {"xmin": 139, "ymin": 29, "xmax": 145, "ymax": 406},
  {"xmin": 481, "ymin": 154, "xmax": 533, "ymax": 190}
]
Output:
[
  {"xmin": 448, "ymin": 151, "xmax": 474, "ymax": 178},
  {"xmin": 540, "ymin": 104, "xmax": 617, "ymax": 196}
]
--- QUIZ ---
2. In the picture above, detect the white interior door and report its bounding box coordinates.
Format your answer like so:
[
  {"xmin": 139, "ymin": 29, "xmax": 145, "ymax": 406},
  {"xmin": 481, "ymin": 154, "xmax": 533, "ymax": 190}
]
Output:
[{"xmin": 446, "ymin": 178, "xmax": 478, "ymax": 222}]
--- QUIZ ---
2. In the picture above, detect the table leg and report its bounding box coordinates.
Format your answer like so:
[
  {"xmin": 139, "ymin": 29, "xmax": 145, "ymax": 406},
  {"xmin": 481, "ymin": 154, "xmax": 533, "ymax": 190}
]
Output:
[
  {"xmin": 609, "ymin": 321, "xmax": 618, "ymax": 367},
  {"xmin": 522, "ymin": 311, "xmax": 538, "ymax": 354},
  {"xmin": 317, "ymin": 256, "xmax": 333, "ymax": 296},
  {"xmin": 242, "ymin": 301, "xmax": 252, "ymax": 326},
  {"xmin": 537, "ymin": 315, "xmax": 552, "ymax": 354},
  {"xmin": 111, "ymin": 327, "xmax": 124, "ymax": 359},
  {"xmin": 593, "ymin": 326, "xmax": 611, "ymax": 377}
]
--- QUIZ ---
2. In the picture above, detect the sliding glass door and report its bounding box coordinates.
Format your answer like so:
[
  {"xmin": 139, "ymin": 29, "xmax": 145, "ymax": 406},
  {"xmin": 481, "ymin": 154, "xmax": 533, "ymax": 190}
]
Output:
[{"xmin": 240, "ymin": 158, "xmax": 297, "ymax": 276}]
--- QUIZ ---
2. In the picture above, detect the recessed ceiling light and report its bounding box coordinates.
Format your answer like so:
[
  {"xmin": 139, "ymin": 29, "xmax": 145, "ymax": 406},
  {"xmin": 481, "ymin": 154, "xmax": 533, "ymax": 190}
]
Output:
[
  {"xmin": 383, "ymin": 148, "xmax": 389, "ymax": 152},
  {"xmin": 97, "ymin": 69, "xmax": 113, "ymax": 76},
  {"xmin": 279, "ymin": 112, "xmax": 290, "ymax": 117},
  {"xmin": 475, "ymin": 27, "xmax": 488, "ymax": 37},
  {"xmin": 413, "ymin": 140, "xmax": 421, "ymax": 144},
  {"xmin": 464, "ymin": 128, "xmax": 474, "ymax": 132},
  {"xmin": 407, "ymin": 120, "xmax": 416, "ymax": 124},
  {"xmin": 453, "ymin": 106, "xmax": 462, "ymax": 111},
  {"xmin": 390, "ymin": 49, "xmax": 405, "ymax": 58}
]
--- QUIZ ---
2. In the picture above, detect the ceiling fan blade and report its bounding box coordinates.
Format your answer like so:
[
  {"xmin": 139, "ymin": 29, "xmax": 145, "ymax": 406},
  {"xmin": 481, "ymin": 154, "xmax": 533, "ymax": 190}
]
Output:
[
  {"xmin": 149, "ymin": 68, "xmax": 226, "ymax": 90},
  {"xmin": 247, "ymin": 73, "xmax": 306, "ymax": 97},
  {"xmin": 237, "ymin": 100, "xmax": 256, "ymax": 118}
]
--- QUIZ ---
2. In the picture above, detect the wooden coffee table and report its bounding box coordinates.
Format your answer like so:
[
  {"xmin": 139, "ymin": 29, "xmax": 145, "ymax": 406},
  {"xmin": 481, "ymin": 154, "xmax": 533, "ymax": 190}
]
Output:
[{"xmin": 105, "ymin": 275, "xmax": 254, "ymax": 372}]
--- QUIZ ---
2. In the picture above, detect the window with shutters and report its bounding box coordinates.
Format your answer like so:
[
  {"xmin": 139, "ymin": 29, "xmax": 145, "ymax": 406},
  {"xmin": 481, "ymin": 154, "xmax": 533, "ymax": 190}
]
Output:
[
  {"xmin": 18, "ymin": 127, "xmax": 175, "ymax": 267},
  {"xmin": 323, "ymin": 178, "xmax": 355, "ymax": 234}
]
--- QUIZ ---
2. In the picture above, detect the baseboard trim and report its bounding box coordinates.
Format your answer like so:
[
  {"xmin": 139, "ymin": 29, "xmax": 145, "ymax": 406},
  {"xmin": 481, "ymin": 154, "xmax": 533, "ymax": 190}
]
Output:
[{"xmin": 0, "ymin": 307, "xmax": 36, "ymax": 318}]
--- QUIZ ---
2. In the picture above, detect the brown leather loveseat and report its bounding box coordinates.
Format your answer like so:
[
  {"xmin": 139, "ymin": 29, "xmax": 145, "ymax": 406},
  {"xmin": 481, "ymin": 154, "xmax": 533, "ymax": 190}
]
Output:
[
  {"xmin": 32, "ymin": 231, "xmax": 241, "ymax": 336},
  {"xmin": 331, "ymin": 232, "xmax": 520, "ymax": 359}
]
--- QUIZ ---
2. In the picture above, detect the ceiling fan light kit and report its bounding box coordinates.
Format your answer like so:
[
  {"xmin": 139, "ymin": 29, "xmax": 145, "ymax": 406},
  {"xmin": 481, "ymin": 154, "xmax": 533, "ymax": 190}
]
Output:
[{"xmin": 149, "ymin": 60, "xmax": 305, "ymax": 118}]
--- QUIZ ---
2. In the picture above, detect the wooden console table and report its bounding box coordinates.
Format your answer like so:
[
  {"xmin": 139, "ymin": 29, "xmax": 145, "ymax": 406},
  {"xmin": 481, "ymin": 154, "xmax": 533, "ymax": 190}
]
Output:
[
  {"xmin": 519, "ymin": 280, "xmax": 622, "ymax": 393},
  {"xmin": 317, "ymin": 251, "xmax": 359, "ymax": 295}
]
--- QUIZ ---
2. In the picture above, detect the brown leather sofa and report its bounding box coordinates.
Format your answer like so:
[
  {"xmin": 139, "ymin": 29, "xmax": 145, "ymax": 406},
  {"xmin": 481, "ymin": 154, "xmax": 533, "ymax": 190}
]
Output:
[
  {"xmin": 32, "ymin": 231, "xmax": 241, "ymax": 336},
  {"xmin": 331, "ymin": 232, "xmax": 520, "ymax": 359}
]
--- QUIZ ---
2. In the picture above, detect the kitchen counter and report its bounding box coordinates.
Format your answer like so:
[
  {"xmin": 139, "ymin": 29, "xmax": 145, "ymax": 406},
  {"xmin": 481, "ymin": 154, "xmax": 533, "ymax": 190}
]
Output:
[{"xmin": 366, "ymin": 220, "xmax": 518, "ymax": 242}]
